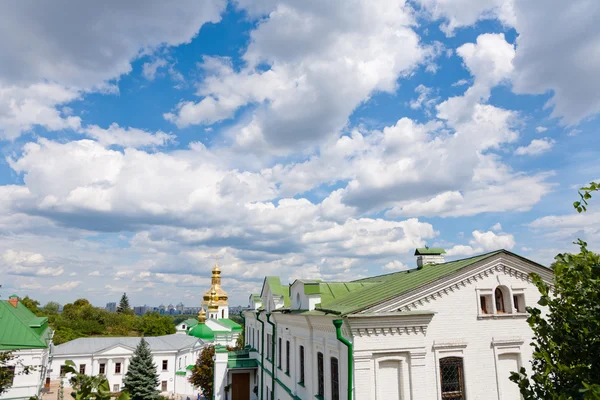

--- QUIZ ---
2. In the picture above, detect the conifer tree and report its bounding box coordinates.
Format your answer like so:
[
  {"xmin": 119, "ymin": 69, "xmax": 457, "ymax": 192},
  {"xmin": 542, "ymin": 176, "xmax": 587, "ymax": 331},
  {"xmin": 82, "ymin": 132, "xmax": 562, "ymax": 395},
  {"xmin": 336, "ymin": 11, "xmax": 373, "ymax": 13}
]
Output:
[
  {"xmin": 123, "ymin": 338, "xmax": 160, "ymax": 400},
  {"xmin": 117, "ymin": 293, "xmax": 131, "ymax": 314}
]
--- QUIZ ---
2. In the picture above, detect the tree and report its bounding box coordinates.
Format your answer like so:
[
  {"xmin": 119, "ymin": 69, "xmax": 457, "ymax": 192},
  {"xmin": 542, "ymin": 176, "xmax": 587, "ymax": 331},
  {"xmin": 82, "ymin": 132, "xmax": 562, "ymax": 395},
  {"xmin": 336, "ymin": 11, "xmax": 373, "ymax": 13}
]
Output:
[
  {"xmin": 117, "ymin": 293, "xmax": 132, "ymax": 315},
  {"xmin": 510, "ymin": 182, "xmax": 600, "ymax": 399},
  {"xmin": 63, "ymin": 360, "xmax": 129, "ymax": 400},
  {"xmin": 136, "ymin": 312, "xmax": 176, "ymax": 336},
  {"xmin": 123, "ymin": 338, "xmax": 160, "ymax": 400},
  {"xmin": 20, "ymin": 296, "xmax": 41, "ymax": 316},
  {"xmin": 189, "ymin": 345, "xmax": 215, "ymax": 400}
]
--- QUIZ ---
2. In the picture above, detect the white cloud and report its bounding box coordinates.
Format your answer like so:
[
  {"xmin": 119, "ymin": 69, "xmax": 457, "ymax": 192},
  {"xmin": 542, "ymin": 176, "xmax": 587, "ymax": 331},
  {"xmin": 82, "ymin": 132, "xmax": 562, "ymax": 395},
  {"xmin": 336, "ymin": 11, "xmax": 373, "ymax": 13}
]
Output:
[
  {"xmin": 83, "ymin": 123, "xmax": 175, "ymax": 148},
  {"xmin": 165, "ymin": 0, "xmax": 434, "ymax": 150},
  {"xmin": 49, "ymin": 281, "xmax": 81, "ymax": 291},
  {"xmin": 88, "ymin": 270, "xmax": 101, "ymax": 276},
  {"xmin": 0, "ymin": 249, "xmax": 64, "ymax": 276},
  {"xmin": 491, "ymin": 222, "xmax": 502, "ymax": 232},
  {"xmin": 446, "ymin": 229, "xmax": 515, "ymax": 256},
  {"xmin": 0, "ymin": 0, "xmax": 227, "ymax": 139},
  {"xmin": 410, "ymin": 85, "xmax": 438, "ymax": 111},
  {"xmin": 382, "ymin": 260, "xmax": 409, "ymax": 271},
  {"xmin": 535, "ymin": 126, "xmax": 547, "ymax": 133},
  {"xmin": 515, "ymin": 138, "xmax": 555, "ymax": 156},
  {"xmin": 20, "ymin": 283, "xmax": 42, "ymax": 290},
  {"xmin": 142, "ymin": 58, "xmax": 169, "ymax": 81}
]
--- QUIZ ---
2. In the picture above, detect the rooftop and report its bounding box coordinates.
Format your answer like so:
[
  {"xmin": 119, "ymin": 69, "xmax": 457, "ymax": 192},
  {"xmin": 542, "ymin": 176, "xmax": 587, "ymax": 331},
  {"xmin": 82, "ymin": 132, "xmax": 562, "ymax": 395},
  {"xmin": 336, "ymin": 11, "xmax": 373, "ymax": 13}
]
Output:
[
  {"xmin": 53, "ymin": 334, "xmax": 201, "ymax": 355},
  {"xmin": 0, "ymin": 299, "xmax": 52, "ymax": 350}
]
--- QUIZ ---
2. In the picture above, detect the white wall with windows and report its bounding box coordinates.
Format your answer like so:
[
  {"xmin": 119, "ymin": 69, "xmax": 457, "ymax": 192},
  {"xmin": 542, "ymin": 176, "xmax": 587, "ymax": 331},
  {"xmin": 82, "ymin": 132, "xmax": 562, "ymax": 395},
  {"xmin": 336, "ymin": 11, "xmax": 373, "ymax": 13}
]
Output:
[
  {"xmin": 0, "ymin": 348, "xmax": 50, "ymax": 400},
  {"xmin": 238, "ymin": 253, "xmax": 551, "ymax": 400}
]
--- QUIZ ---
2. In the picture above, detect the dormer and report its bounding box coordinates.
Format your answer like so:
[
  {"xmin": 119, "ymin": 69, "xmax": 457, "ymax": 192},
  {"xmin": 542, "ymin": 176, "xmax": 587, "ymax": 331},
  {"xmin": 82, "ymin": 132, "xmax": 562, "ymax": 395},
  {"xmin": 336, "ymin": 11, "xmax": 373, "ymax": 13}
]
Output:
[
  {"xmin": 290, "ymin": 280, "xmax": 323, "ymax": 311},
  {"xmin": 414, "ymin": 247, "xmax": 446, "ymax": 267},
  {"xmin": 260, "ymin": 276, "xmax": 290, "ymax": 312},
  {"xmin": 248, "ymin": 293, "xmax": 262, "ymax": 310}
]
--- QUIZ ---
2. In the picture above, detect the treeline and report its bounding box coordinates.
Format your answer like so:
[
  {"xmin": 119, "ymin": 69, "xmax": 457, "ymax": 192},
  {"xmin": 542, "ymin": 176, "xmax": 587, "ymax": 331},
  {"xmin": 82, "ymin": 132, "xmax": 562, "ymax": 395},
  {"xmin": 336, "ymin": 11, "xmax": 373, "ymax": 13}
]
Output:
[{"xmin": 21, "ymin": 296, "xmax": 176, "ymax": 345}]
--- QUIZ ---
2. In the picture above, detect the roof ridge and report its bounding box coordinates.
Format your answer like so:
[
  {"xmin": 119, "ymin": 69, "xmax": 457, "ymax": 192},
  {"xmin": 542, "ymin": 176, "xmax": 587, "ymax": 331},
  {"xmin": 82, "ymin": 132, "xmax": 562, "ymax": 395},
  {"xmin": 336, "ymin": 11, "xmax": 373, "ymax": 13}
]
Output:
[{"xmin": 0, "ymin": 301, "xmax": 48, "ymax": 349}]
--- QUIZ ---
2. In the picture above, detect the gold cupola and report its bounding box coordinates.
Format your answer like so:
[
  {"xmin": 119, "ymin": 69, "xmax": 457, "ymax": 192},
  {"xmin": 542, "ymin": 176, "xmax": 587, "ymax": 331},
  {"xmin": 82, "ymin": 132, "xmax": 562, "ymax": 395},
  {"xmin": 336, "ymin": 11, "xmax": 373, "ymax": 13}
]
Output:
[
  {"xmin": 197, "ymin": 307, "xmax": 207, "ymax": 324},
  {"xmin": 202, "ymin": 259, "xmax": 229, "ymax": 307}
]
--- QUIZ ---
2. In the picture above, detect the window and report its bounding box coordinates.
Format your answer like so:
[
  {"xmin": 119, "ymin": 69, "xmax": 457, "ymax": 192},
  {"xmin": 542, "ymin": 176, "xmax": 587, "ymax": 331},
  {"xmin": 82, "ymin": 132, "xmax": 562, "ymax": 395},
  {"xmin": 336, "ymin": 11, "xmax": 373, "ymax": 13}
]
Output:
[
  {"xmin": 179, "ymin": 358, "xmax": 182, "ymax": 369},
  {"xmin": 299, "ymin": 345, "xmax": 305, "ymax": 385},
  {"xmin": 2, "ymin": 366, "xmax": 15, "ymax": 386},
  {"xmin": 513, "ymin": 294, "xmax": 525, "ymax": 313},
  {"xmin": 317, "ymin": 352, "xmax": 324, "ymax": 398},
  {"xmin": 286, "ymin": 340, "xmax": 290, "ymax": 374},
  {"xmin": 278, "ymin": 337, "xmax": 282, "ymax": 368},
  {"xmin": 495, "ymin": 288, "xmax": 505, "ymax": 313},
  {"xmin": 222, "ymin": 309, "xmax": 225, "ymax": 318},
  {"xmin": 182, "ymin": 324, "xmax": 186, "ymax": 330},
  {"xmin": 161, "ymin": 381, "xmax": 167, "ymax": 391},
  {"xmin": 440, "ymin": 357, "xmax": 465, "ymax": 400},
  {"xmin": 115, "ymin": 362, "xmax": 121, "ymax": 374},
  {"xmin": 113, "ymin": 384, "xmax": 120, "ymax": 392},
  {"xmin": 99, "ymin": 363, "xmax": 105, "ymax": 375},
  {"xmin": 59, "ymin": 365, "xmax": 66, "ymax": 376},
  {"xmin": 331, "ymin": 357, "xmax": 339, "ymax": 400},
  {"xmin": 480, "ymin": 295, "xmax": 489, "ymax": 314},
  {"xmin": 162, "ymin": 360, "xmax": 168, "ymax": 371},
  {"xmin": 79, "ymin": 364, "xmax": 86, "ymax": 374},
  {"xmin": 267, "ymin": 334, "xmax": 272, "ymax": 360}
]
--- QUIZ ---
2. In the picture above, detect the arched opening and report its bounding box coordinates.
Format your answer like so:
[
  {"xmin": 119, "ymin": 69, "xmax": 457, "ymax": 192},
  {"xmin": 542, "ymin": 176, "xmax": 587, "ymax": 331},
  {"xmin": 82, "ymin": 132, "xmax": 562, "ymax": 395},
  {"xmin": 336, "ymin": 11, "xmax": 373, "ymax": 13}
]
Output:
[
  {"xmin": 296, "ymin": 292, "xmax": 301, "ymax": 309},
  {"xmin": 221, "ymin": 309, "xmax": 224, "ymax": 318},
  {"xmin": 495, "ymin": 288, "xmax": 506, "ymax": 313}
]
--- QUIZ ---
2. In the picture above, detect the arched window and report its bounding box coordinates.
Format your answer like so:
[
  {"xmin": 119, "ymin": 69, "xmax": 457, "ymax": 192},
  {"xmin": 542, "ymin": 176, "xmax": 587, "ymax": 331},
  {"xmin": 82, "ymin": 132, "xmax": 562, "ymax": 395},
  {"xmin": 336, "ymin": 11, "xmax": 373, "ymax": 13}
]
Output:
[
  {"xmin": 495, "ymin": 288, "xmax": 505, "ymax": 313},
  {"xmin": 296, "ymin": 292, "xmax": 301, "ymax": 308},
  {"xmin": 440, "ymin": 357, "xmax": 465, "ymax": 399}
]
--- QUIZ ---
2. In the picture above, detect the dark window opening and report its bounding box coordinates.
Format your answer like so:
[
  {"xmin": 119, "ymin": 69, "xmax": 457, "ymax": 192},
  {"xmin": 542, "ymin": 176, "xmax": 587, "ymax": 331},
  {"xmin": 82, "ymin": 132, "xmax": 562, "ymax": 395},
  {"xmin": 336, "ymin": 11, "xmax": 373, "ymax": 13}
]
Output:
[
  {"xmin": 440, "ymin": 357, "xmax": 465, "ymax": 400},
  {"xmin": 99, "ymin": 363, "xmax": 105, "ymax": 375},
  {"xmin": 278, "ymin": 337, "xmax": 282, "ymax": 368},
  {"xmin": 162, "ymin": 360, "xmax": 168, "ymax": 371},
  {"xmin": 495, "ymin": 288, "xmax": 505, "ymax": 313},
  {"xmin": 480, "ymin": 296, "xmax": 488, "ymax": 314},
  {"xmin": 299, "ymin": 345, "xmax": 305, "ymax": 385},
  {"xmin": 331, "ymin": 357, "xmax": 339, "ymax": 400},
  {"xmin": 79, "ymin": 364, "xmax": 86, "ymax": 374},
  {"xmin": 317, "ymin": 352, "xmax": 324, "ymax": 397},
  {"xmin": 286, "ymin": 340, "xmax": 290, "ymax": 374},
  {"xmin": 115, "ymin": 362, "xmax": 121, "ymax": 374}
]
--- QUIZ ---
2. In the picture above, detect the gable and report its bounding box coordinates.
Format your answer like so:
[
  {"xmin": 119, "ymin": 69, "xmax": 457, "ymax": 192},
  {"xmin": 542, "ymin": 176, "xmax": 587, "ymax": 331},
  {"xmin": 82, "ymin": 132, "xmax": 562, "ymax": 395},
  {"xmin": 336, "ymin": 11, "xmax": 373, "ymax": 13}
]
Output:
[
  {"xmin": 97, "ymin": 344, "xmax": 135, "ymax": 356},
  {"xmin": 362, "ymin": 252, "xmax": 553, "ymax": 314}
]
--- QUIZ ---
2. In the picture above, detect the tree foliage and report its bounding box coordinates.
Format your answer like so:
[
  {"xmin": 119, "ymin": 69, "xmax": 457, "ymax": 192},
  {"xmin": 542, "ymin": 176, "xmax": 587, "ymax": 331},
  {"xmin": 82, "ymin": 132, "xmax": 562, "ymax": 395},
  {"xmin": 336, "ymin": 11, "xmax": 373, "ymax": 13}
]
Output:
[
  {"xmin": 511, "ymin": 182, "xmax": 600, "ymax": 399},
  {"xmin": 117, "ymin": 293, "xmax": 132, "ymax": 315},
  {"xmin": 20, "ymin": 296, "xmax": 42, "ymax": 316},
  {"xmin": 0, "ymin": 351, "xmax": 36, "ymax": 395},
  {"xmin": 63, "ymin": 360, "xmax": 129, "ymax": 400},
  {"xmin": 189, "ymin": 345, "xmax": 215, "ymax": 400},
  {"xmin": 123, "ymin": 338, "xmax": 160, "ymax": 400}
]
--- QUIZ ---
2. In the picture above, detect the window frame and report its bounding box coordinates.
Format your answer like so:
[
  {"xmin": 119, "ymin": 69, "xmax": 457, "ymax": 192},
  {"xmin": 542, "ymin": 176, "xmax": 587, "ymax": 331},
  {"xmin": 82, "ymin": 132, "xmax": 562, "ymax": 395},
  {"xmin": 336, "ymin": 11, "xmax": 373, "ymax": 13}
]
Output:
[
  {"xmin": 316, "ymin": 351, "xmax": 324, "ymax": 398},
  {"xmin": 79, "ymin": 364, "xmax": 86, "ymax": 374},
  {"xmin": 299, "ymin": 345, "xmax": 305, "ymax": 385},
  {"xmin": 285, "ymin": 340, "xmax": 290, "ymax": 375},
  {"xmin": 99, "ymin": 363, "xmax": 105, "ymax": 375},
  {"xmin": 161, "ymin": 380, "xmax": 167, "ymax": 391},
  {"xmin": 439, "ymin": 356, "xmax": 466, "ymax": 400},
  {"xmin": 114, "ymin": 362, "xmax": 121, "ymax": 374},
  {"xmin": 162, "ymin": 360, "xmax": 168, "ymax": 371},
  {"xmin": 495, "ymin": 288, "xmax": 506, "ymax": 313},
  {"xmin": 331, "ymin": 357, "xmax": 339, "ymax": 400},
  {"xmin": 278, "ymin": 337, "xmax": 282, "ymax": 368}
]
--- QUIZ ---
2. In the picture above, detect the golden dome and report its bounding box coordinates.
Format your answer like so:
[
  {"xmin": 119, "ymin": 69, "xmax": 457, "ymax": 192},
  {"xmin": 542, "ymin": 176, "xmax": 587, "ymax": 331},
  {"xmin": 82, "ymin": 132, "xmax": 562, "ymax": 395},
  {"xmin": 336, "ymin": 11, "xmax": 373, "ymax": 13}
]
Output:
[
  {"xmin": 197, "ymin": 308, "xmax": 206, "ymax": 324},
  {"xmin": 202, "ymin": 259, "xmax": 229, "ymax": 307}
]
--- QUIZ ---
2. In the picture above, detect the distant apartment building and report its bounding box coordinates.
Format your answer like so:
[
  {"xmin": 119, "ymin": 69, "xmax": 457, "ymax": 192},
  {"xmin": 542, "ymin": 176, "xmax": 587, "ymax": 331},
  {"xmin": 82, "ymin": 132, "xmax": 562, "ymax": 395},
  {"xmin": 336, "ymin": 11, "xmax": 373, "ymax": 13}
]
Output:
[
  {"xmin": 105, "ymin": 302, "xmax": 117, "ymax": 313},
  {"xmin": 133, "ymin": 305, "xmax": 150, "ymax": 315}
]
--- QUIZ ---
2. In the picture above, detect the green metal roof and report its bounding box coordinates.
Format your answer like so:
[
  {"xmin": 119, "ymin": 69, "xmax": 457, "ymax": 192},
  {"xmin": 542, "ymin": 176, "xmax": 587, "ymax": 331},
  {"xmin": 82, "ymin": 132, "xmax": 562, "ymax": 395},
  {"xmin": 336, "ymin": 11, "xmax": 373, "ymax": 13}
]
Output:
[
  {"xmin": 228, "ymin": 359, "xmax": 258, "ymax": 369},
  {"xmin": 186, "ymin": 364, "xmax": 195, "ymax": 370},
  {"xmin": 0, "ymin": 300, "xmax": 52, "ymax": 350},
  {"xmin": 187, "ymin": 323, "xmax": 214, "ymax": 340},
  {"xmin": 261, "ymin": 276, "xmax": 291, "ymax": 307},
  {"xmin": 317, "ymin": 251, "xmax": 504, "ymax": 315},
  {"xmin": 181, "ymin": 318, "xmax": 198, "ymax": 327},
  {"xmin": 214, "ymin": 318, "xmax": 243, "ymax": 332},
  {"xmin": 175, "ymin": 371, "xmax": 187, "ymax": 376},
  {"xmin": 414, "ymin": 247, "xmax": 446, "ymax": 255}
]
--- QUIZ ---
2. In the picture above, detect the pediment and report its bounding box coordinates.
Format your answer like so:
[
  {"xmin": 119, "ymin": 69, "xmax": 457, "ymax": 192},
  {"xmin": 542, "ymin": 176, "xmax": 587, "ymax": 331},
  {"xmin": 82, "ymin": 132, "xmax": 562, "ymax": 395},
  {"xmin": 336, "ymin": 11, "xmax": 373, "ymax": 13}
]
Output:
[
  {"xmin": 96, "ymin": 344, "xmax": 135, "ymax": 356},
  {"xmin": 362, "ymin": 251, "xmax": 552, "ymax": 314}
]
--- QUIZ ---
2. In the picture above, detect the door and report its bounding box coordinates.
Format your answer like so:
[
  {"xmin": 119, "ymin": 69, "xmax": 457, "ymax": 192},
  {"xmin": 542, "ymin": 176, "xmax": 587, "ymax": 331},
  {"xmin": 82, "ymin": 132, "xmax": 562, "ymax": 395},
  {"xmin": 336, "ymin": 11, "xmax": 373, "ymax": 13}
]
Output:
[
  {"xmin": 497, "ymin": 354, "xmax": 521, "ymax": 400},
  {"xmin": 232, "ymin": 373, "xmax": 250, "ymax": 400},
  {"xmin": 45, "ymin": 377, "xmax": 50, "ymax": 388}
]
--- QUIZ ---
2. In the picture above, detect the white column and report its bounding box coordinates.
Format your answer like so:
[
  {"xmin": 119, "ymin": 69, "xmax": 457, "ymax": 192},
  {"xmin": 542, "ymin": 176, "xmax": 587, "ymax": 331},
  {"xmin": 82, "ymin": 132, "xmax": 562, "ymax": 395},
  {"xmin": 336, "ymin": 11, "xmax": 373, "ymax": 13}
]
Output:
[{"xmin": 213, "ymin": 347, "xmax": 229, "ymax": 400}]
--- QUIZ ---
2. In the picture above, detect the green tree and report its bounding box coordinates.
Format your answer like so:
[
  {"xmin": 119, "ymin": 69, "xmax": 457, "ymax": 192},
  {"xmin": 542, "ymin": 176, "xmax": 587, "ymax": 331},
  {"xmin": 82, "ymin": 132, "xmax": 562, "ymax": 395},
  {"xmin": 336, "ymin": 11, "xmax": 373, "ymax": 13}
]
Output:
[
  {"xmin": 137, "ymin": 312, "xmax": 176, "ymax": 336},
  {"xmin": 20, "ymin": 296, "xmax": 41, "ymax": 316},
  {"xmin": 189, "ymin": 345, "xmax": 215, "ymax": 400},
  {"xmin": 63, "ymin": 360, "xmax": 129, "ymax": 400},
  {"xmin": 123, "ymin": 338, "xmax": 160, "ymax": 400},
  {"xmin": 117, "ymin": 293, "xmax": 132, "ymax": 315},
  {"xmin": 510, "ymin": 182, "xmax": 600, "ymax": 399}
]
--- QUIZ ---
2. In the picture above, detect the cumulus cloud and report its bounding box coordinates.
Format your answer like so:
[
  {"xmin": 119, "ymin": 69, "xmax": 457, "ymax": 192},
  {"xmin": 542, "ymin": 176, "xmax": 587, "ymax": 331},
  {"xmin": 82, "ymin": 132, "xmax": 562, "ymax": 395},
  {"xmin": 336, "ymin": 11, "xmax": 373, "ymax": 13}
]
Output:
[
  {"xmin": 535, "ymin": 126, "xmax": 547, "ymax": 133},
  {"xmin": 515, "ymin": 138, "xmax": 555, "ymax": 156},
  {"xmin": 83, "ymin": 123, "xmax": 175, "ymax": 148},
  {"xmin": 49, "ymin": 281, "xmax": 82, "ymax": 291},
  {"xmin": 0, "ymin": 0, "xmax": 227, "ymax": 139},
  {"xmin": 0, "ymin": 249, "xmax": 64, "ymax": 276},
  {"xmin": 142, "ymin": 58, "xmax": 169, "ymax": 81},
  {"xmin": 382, "ymin": 260, "xmax": 409, "ymax": 271},
  {"xmin": 446, "ymin": 229, "xmax": 516, "ymax": 256},
  {"xmin": 165, "ymin": 0, "xmax": 434, "ymax": 150}
]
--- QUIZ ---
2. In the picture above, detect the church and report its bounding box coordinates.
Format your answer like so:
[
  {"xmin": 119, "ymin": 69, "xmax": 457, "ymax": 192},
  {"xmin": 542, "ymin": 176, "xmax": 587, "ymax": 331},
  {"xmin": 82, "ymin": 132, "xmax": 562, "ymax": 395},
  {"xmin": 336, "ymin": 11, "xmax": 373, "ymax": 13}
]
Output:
[
  {"xmin": 46, "ymin": 260, "xmax": 241, "ymax": 399},
  {"xmin": 215, "ymin": 248, "xmax": 553, "ymax": 400}
]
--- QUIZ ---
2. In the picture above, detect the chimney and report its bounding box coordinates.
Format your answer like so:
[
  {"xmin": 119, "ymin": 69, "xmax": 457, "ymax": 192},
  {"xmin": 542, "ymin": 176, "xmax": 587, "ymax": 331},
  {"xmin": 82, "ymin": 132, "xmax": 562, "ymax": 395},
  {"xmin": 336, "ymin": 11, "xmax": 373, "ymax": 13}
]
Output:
[
  {"xmin": 8, "ymin": 294, "xmax": 19, "ymax": 308},
  {"xmin": 415, "ymin": 247, "xmax": 446, "ymax": 268}
]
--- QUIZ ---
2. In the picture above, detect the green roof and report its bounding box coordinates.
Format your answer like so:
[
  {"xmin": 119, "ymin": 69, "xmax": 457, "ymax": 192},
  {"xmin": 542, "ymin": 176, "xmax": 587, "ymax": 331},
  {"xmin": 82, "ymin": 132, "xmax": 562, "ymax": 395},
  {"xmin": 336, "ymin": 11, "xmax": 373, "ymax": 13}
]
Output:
[
  {"xmin": 317, "ymin": 251, "xmax": 504, "ymax": 315},
  {"xmin": 215, "ymin": 318, "xmax": 243, "ymax": 332},
  {"xmin": 414, "ymin": 247, "xmax": 446, "ymax": 255},
  {"xmin": 188, "ymin": 323, "xmax": 214, "ymax": 340},
  {"xmin": 175, "ymin": 371, "xmax": 187, "ymax": 376},
  {"xmin": 181, "ymin": 318, "xmax": 198, "ymax": 328},
  {"xmin": 186, "ymin": 364, "xmax": 195, "ymax": 370},
  {"xmin": 0, "ymin": 300, "xmax": 52, "ymax": 350},
  {"xmin": 262, "ymin": 276, "xmax": 291, "ymax": 308}
]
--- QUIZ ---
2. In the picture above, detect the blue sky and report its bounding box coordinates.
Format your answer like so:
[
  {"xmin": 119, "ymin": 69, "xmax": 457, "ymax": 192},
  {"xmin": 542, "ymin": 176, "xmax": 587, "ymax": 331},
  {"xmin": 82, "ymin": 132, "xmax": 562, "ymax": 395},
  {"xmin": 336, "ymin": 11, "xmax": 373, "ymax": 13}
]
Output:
[{"xmin": 0, "ymin": 0, "xmax": 599, "ymax": 307}]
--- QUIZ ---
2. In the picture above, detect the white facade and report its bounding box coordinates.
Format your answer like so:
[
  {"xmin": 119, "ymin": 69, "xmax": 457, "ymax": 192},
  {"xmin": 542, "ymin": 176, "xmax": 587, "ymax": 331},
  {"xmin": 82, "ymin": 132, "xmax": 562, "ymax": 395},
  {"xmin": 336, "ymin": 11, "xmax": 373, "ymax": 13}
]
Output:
[
  {"xmin": 228, "ymin": 250, "xmax": 552, "ymax": 400},
  {"xmin": 1, "ymin": 348, "xmax": 51, "ymax": 400},
  {"xmin": 48, "ymin": 335, "xmax": 204, "ymax": 398}
]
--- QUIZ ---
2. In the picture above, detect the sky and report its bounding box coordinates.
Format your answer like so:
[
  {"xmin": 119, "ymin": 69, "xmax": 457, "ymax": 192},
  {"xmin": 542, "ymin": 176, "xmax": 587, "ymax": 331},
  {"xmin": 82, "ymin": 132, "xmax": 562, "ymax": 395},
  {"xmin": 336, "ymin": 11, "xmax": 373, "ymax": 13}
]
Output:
[{"xmin": 0, "ymin": 0, "xmax": 599, "ymax": 308}]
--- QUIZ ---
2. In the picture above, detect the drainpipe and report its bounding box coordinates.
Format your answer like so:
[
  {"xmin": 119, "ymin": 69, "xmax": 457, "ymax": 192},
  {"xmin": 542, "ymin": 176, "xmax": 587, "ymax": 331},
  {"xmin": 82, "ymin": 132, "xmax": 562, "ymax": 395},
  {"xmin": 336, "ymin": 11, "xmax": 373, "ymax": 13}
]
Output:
[
  {"xmin": 333, "ymin": 319, "xmax": 353, "ymax": 400},
  {"xmin": 239, "ymin": 311, "xmax": 246, "ymax": 348},
  {"xmin": 256, "ymin": 312, "xmax": 265, "ymax": 400},
  {"xmin": 266, "ymin": 313, "xmax": 276, "ymax": 400}
]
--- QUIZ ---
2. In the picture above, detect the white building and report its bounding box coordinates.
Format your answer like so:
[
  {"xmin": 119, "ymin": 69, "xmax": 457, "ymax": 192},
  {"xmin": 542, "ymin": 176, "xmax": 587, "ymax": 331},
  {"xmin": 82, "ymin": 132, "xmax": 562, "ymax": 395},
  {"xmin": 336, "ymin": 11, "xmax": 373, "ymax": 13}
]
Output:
[
  {"xmin": 0, "ymin": 295, "xmax": 53, "ymax": 400},
  {"xmin": 215, "ymin": 248, "xmax": 552, "ymax": 400},
  {"xmin": 48, "ymin": 335, "xmax": 204, "ymax": 397}
]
